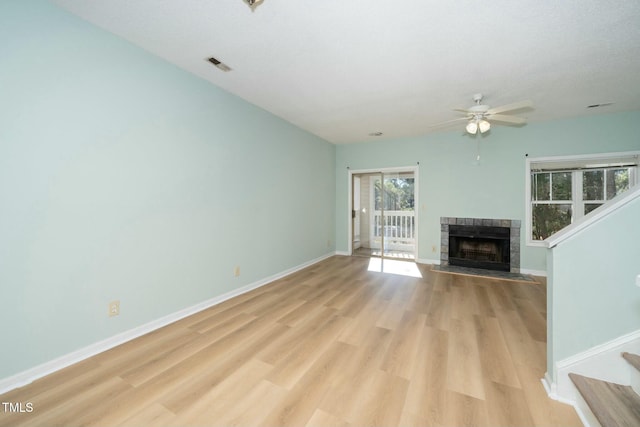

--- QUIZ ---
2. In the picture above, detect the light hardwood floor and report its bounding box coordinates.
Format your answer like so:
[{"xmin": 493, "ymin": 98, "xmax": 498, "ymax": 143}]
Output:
[{"xmin": 0, "ymin": 256, "xmax": 582, "ymax": 426}]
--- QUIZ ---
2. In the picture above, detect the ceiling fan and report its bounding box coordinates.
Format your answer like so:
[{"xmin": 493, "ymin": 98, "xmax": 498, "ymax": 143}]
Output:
[{"xmin": 433, "ymin": 93, "xmax": 533, "ymax": 135}]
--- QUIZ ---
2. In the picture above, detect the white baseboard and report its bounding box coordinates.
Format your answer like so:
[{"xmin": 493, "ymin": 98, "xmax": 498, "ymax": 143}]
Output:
[
  {"xmin": 416, "ymin": 258, "xmax": 440, "ymax": 265},
  {"xmin": 555, "ymin": 329, "xmax": 640, "ymax": 394},
  {"xmin": 0, "ymin": 252, "xmax": 335, "ymax": 395},
  {"xmin": 542, "ymin": 375, "xmax": 597, "ymax": 427},
  {"xmin": 334, "ymin": 251, "xmax": 351, "ymax": 256},
  {"xmin": 520, "ymin": 268, "xmax": 547, "ymax": 276},
  {"xmin": 543, "ymin": 328, "xmax": 640, "ymax": 427}
]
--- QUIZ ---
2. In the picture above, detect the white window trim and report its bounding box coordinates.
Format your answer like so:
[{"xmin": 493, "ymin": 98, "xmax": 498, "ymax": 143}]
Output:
[
  {"xmin": 347, "ymin": 166, "xmax": 419, "ymax": 257},
  {"xmin": 525, "ymin": 151, "xmax": 640, "ymax": 247}
]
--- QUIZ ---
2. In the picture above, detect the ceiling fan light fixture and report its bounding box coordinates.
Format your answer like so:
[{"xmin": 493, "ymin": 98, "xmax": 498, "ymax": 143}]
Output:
[
  {"xmin": 479, "ymin": 119, "xmax": 491, "ymax": 133},
  {"xmin": 466, "ymin": 120, "xmax": 478, "ymax": 134},
  {"xmin": 432, "ymin": 93, "xmax": 531, "ymax": 135},
  {"xmin": 244, "ymin": 0, "xmax": 264, "ymax": 10}
]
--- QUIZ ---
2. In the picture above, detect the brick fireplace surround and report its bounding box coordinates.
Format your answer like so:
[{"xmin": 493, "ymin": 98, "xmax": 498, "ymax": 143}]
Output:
[{"xmin": 440, "ymin": 217, "xmax": 521, "ymax": 273}]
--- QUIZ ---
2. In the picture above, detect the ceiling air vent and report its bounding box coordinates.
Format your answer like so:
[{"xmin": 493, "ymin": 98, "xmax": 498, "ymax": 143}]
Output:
[
  {"xmin": 207, "ymin": 57, "xmax": 232, "ymax": 72},
  {"xmin": 587, "ymin": 102, "xmax": 613, "ymax": 109}
]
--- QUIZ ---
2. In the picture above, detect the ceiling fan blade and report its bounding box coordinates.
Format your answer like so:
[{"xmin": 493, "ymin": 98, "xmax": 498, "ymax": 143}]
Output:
[
  {"xmin": 452, "ymin": 108, "xmax": 472, "ymax": 114},
  {"xmin": 486, "ymin": 100, "xmax": 533, "ymax": 115},
  {"xmin": 488, "ymin": 114, "xmax": 526, "ymax": 124},
  {"xmin": 428, "ymin": 117, "xmax": 469, "ymax": 127}
]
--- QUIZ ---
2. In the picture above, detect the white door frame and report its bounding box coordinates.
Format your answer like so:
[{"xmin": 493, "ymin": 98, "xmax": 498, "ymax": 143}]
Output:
[{"xmin": 347, "ymin": 165, "xmax": 419, "ymax": 258}]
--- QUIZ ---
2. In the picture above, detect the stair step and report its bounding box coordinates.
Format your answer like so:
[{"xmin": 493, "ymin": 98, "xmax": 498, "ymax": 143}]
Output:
[
  {"xmin": 622, "ymin": 352, "xmax": 640, "ymax": 373},
  {"xmin": 569, "ymin": 373, "xmax": 640, "ymax": 427}
]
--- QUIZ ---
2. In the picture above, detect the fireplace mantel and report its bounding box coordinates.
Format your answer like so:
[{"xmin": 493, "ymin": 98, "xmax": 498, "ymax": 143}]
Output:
[{"xmin": 440, "ymin": 217, "xmax": 521, "ymax": 273}]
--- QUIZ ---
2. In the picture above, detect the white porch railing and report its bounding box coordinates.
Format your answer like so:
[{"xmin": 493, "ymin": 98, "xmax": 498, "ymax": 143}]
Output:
[{"xmin": 372, "ymin": 210, "xmax": 416, "ymax": 249}]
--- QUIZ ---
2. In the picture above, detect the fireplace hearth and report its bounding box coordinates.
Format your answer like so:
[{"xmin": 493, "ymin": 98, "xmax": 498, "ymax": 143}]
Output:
[{"xmin": 440, "ymin": 217, "xmax": 521, "ymax": 273}]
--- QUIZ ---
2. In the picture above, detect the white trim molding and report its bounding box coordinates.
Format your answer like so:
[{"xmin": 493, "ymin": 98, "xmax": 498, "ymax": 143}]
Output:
[
  {"xmin": 543, "ymin": 329, "xmax": 640, "ymax": 427},
  {"xmin": 540, "ymin": 376, "xmax": 595, "ymax": 427},
  {"xmin": 347, "ymin": 166, "xmax": 419, "ymax": 259},
  {"xmin": 416, "ymin": 257, "xmax": 440, "ymax": 265},
  {"xmin": 525, "ymin": 150, "xmax": 640, "ymax": 248},
  {"xmin": 545, "ymin": 182, "xmax": 640, "ymax": 248},
  {"xmin": 520, "ymin": 268, "xmax": 547, "ymax": 277},
  {"xmin": 0, "ymin": 252, "xmax": 335, "ymax": 395}
]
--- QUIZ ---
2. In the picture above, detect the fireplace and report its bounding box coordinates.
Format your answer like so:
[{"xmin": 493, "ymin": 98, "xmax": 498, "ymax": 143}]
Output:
[
  {"xmin": 448, "ymin": 224, "xmax": 510, "ymax": 271},
  {"xmin": 440, "ymin": 217, "xmax": 521, "ymax": 273}
]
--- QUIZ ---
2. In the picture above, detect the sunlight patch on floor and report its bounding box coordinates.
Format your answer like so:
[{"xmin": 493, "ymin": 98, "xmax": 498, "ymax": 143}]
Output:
[{"xmin": 367, "ymin": 258, "xmax": 422, "ymax": 278}]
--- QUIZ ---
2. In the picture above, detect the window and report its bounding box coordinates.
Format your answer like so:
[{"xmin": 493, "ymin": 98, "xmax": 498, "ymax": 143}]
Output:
[
  {"xmin": 531, "ymin": 171, "xmax": 573, "ymax": 240},
  {"xmin": 582, "ymin": 168, "xmax": 630, "ymax": 214},
  {"xmin": 526, "ymin": 152, "xmax": 639, "ymax": 244}
]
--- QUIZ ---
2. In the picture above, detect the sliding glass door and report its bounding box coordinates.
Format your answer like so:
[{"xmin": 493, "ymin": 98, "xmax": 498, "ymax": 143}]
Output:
[{"xmin": 352, "ymin": 171, "xmax": 415, "ymax": 260}]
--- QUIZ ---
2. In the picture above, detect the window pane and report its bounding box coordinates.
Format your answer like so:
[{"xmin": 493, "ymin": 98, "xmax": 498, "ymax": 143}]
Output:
[
  {"xmin": 551, "ymin": 172, "xmax": 572, "ymax": 200},
  {"xmin": 583, "ymin": 170, "xmax": 604, "ymax": 200},
  {"xmin": 606, "ymin": 168, "xmax": 630, "ymax": 200},
  {"xmin": 532, "ymin": 173, "xmax": 550, "ymax": 201},
  {"xmin": 532, "ymin": 204, "xmax": 572, "ymax": 240},
  {"xmin": 584, "ymin": 203, "xmax": 603, "ymax": 215},
  {"xmin": 374, "ymin": 177, "xmax": 416, "ymax": 210}
]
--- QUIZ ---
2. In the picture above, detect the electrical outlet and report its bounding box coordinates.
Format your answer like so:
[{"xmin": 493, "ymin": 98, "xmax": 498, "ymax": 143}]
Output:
[
  {"xmin": 432, "ymin": 245, "xmax": 437, "ymax": 253},
  {"xmin": 234, "ymin": 266, "xmax": 240, "ymax": 277},
  {"xmin": 108, "ymin": 300, "xmax": 120, "ymax": 317},
  {"xmin": 327, "ymin": 239, "xmax": 332, "ymax": 248}
]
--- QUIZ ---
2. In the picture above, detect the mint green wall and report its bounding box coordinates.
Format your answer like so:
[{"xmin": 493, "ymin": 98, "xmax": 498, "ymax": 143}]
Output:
[
  {"xmin": 547, "ymin": 191, "xmax": 640, "ymax": 381},
  {"xmin": 336, "ymin": 111, "xmax": 640, "ymax": 271},
  {"xmin": 0, "ymin": 0, "xmax": 335, "ymax": 379}
]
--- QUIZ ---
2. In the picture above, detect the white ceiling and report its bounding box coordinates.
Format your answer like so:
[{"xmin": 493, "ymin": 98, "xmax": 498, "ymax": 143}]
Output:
[{"xmin": 52, "ymin": 0, "xmax": 640, "ymax": 144}]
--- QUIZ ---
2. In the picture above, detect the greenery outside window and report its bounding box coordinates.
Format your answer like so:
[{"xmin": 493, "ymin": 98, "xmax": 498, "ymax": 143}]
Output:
[
  {"xmin": 582, "ymin": 168, "xmax": 630, "ymax": 214},
  {"xmin": 526, "ymin": 152, "xmax": 639, "ymax": 244},
  {"xmin": 531, "ymin": 172, "xmax": 573, "ymax": 240},
  {"xmin": 374, "ymin": 176, "xmax": 415, "ymax": 211}
]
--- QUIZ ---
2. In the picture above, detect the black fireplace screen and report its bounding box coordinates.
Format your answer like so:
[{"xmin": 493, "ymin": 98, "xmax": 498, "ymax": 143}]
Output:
[{"xmin": 448, "ymin": 224, "xmax": 510, "ymax": 271}]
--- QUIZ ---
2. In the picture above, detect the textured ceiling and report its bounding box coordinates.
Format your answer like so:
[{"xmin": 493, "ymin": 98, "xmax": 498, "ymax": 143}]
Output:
[{"xmin": 52, "ymin": 0, "xmax": 640, "ymax": 143}]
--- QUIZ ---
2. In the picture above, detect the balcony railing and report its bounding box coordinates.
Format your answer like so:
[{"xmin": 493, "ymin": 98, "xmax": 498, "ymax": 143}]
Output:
[{"xmin": 372, "ymin": 210, "xmax": 415, "ymax": 249}]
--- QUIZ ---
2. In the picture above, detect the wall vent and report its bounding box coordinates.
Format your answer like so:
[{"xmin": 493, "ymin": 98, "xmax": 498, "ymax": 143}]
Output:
[
  {"xmin": 587, "ymin": 102, "xmax": 613, "ymax": 109},
  {"xmin": 207, "ymin": 57, "xmax": 232, "ymax": 72}
]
